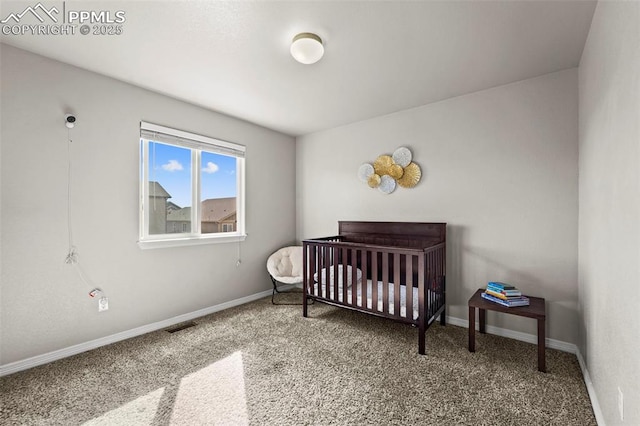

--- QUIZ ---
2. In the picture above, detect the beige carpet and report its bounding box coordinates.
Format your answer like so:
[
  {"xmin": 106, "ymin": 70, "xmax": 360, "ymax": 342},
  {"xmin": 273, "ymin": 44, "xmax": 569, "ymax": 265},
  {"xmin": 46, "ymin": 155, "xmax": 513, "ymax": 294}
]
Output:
[{"xmin": 1, "ymin": 294, "xmax": 596, "ymax": 425}]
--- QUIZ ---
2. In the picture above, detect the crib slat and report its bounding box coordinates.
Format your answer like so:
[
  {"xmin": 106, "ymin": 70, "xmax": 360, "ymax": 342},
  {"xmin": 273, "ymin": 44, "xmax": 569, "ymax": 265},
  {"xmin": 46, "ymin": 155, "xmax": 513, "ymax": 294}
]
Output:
[
  {"xmin": 360, "ymin": 249, "xmax": 367, "ymax": 308},
  {"xmin": 418, "ymin": 253, "xmax": 426, "ymax": 354},
  {"xmin": 427, "ymin": 250, "xmax": 433, "ymax": 319},
  {"xmin": 333, "ymin": 247, "xmax": 339, "ymax": 301},
  {"xmin": 316, "ymin": 246, "xmax": 321, "ymax": 297},
  {"xmin": 438, "ymin": 246, "xmax": 444, "ymax": 313},
  {"xmin": 305, "ymin": 245, "xmax": 309, "ymax": 297},
  {"xmin": 342, "ymin": 247, "xmax": 348, "ymax": 304},
  {"xmin": 432, "ymin": 250, "xmax": 436, "ymax": 314},
  {"xmin": 309, "ymin": 245, "xmax": 316, "ymax": 297},
  {"xmin": 349, "ymin": 249, "xmax": 358, "ymax": 306},
  {"xmin": 435, "ymin": 249, "xmax": 440, "ymax": 313},
  {"xmin": 436, "ymin": 249, "xmax": 440, "ymax": 312},
  {"xmin": 371, "ymin": 250, "xmax": 378, "ymax": 312},
  {"xmin": 434, "ymin": 249, "xmax": 439, "ymax": 315},
  {"xmin": 303, "ymin": 244, "xmax": 308, "ymax": 315},
  {"xmin": 382, "ymin": 251, "xmax": 389, "ymax": 314},
  {"xmin": 317, "ymin": 245, "xmax": 322, "ymax": 297},
  {"xmin": 323, "ymin": 245, "xmax": 330, "ymax": 299},
  {"xmin": 394, "ymin": 253, "xmax": 401, "ymax": 317},
  {"xmin": 405, "ymin": 255, "xmax": 413, "ymax": 320},
  {"xmin": 332, "ymin": 245, "xmax": 337, "ymax": 300},
  {"xmin": 351, "ymin": 248, "xmax": 357, "ymax": 306}
]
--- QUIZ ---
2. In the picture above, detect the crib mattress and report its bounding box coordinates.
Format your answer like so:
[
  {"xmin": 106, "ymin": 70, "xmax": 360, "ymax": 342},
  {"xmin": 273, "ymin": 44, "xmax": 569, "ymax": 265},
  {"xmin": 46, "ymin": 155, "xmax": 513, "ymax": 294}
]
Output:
[{"xmin": 313, "ymin": 280, "xmax": 436, "ymax": 320}]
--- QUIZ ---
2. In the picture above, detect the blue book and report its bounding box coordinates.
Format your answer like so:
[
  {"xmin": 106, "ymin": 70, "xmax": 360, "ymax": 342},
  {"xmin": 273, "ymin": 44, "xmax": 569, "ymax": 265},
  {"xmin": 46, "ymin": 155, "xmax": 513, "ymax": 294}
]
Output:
[
  {"xmin": 481, "ymin": 292, "xmax": 510, "ymax": 307},
  {"xmin": 482, "ymin": 292, "xmax": 529, "ymax": 307},
  {"xmin": 503, "ymin": 296, "xmax": 530, "ymax": 305},
  {"xmin": 486, "ymin": 284, "xmax": 522, "ymax": 297},
  {"xmin": 487, "ymin": 281, "xmax": 516, "ymax": 291},
  {"xmin": 487, "ymin": 284, "xmax": 507, "ymax": 293}
]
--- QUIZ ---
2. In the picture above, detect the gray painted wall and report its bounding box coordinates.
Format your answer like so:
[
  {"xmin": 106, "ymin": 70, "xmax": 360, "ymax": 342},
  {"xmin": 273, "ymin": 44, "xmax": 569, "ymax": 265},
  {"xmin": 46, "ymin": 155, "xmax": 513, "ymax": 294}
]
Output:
[
  {"xmin": 296, "ymin": 69, "xmax": 579, "ymax": 344},
  {"xmin": 0, "ymin": 45, "xmax": 296, "ymax": 365},
  {"xmin": 579, "ymin": 2, "xmax": 640, "ymax": 424}
]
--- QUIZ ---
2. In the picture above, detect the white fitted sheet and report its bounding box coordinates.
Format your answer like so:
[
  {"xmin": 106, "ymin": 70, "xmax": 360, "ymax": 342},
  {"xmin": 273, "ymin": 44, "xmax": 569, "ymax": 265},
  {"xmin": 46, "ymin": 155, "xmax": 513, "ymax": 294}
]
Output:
[{"xmin": 313, "ymin": 279, "xmax": 432, "ymax": 320}]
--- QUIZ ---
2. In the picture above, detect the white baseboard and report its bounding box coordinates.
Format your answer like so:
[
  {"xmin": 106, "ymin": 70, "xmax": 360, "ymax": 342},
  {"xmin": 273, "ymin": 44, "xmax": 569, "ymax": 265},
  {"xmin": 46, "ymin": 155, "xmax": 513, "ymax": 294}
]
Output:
[
  {"xmin": 447, "ymin": 315, "xmax": 605, "ymax": 426},
  {"xmin": 446, "ymin": 315, "xmax": 576, "ymax": 353},
  {"xmin": 575, "ymin": 348, "xmax": 606, "ymax": 426},
  {"xmin": 0, "ymin": 288, "xmax": 274, "ymax": 377}
]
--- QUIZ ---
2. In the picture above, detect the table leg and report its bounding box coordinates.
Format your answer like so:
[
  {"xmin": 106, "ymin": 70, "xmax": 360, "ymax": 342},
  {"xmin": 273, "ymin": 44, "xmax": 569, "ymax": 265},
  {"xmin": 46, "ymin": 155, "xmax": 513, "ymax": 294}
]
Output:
[
  {"xmin": 468, "ymin": 306, "xmax": 475, "ymax": 352},
  {"xmin": 479, "ymin": 308, "xmax": 486, "ymax": 334},
  {"xmin": 538, "ymin": 318, "xmax": 546, "ymax": 373}
]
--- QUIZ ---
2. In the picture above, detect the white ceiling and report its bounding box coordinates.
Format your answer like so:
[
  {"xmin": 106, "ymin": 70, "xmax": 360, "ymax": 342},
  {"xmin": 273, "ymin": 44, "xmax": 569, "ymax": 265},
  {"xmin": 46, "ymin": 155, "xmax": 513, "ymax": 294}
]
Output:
[{"xmin": 0, "ymin": 1, "xmax": 597, "ymax": 136}]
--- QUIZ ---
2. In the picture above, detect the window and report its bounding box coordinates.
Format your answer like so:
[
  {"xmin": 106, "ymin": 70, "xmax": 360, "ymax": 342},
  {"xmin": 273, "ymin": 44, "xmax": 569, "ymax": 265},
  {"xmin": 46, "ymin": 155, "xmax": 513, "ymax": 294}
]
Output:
[{"xmin": 139, "ymin": 122, "xmax": 245, "ymax": 248}]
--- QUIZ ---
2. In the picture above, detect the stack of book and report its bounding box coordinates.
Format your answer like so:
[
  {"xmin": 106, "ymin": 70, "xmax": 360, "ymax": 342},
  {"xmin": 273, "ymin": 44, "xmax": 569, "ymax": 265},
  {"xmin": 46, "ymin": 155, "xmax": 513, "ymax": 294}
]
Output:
[{"xmin": 481, "ymin": 282, "xmax": 530, "ymax": 307}]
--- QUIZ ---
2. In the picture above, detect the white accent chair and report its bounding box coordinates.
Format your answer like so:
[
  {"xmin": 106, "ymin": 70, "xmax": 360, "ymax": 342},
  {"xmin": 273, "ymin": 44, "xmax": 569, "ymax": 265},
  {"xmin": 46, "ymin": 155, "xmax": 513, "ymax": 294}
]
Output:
[{"xmin": 267, "ymin": 246, "xmax": 306, "ymax": 305}]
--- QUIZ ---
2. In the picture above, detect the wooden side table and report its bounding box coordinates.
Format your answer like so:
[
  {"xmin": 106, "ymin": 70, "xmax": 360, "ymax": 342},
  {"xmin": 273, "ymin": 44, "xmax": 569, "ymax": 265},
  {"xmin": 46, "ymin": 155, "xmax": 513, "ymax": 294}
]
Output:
[{"xmin": 468, "ymin": 288, "xmax": 546, "ymax": 372}]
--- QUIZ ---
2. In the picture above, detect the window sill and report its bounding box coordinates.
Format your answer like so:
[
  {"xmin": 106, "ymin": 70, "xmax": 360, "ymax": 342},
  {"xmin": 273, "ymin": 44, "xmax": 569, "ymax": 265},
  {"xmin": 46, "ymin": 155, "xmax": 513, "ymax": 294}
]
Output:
[{"xmin": 138, "ymin": 234, "xmax": 247, "ymax": 250}]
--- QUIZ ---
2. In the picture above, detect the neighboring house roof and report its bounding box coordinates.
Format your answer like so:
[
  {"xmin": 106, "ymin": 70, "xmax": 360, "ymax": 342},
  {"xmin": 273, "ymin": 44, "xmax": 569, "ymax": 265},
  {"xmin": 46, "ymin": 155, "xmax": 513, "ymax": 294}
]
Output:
[
  {"xmin": 166, "ymin": 198, "xmax": 236, "ymax": 223},
  {"xmin": 149, "ymin": 181, "xmax": 171, "ymax": 198},
  {"xmin": 202, "ymin": 197, "xmax": 236, "ymax": 223},
  {"xmin": 167, "ymin": 207, "xmax": 191, "ymax": 222},
  {"xmin": 166, "ymin": 201, "xmax": 181, "ymax": 211}
]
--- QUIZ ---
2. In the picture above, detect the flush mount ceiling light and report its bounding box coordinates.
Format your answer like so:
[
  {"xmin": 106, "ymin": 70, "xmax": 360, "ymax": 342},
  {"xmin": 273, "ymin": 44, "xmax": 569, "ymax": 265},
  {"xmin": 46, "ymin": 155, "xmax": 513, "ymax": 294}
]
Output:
[{"xmin": 290, "ymin": 32, "xmax": 324, "ymax": 64}]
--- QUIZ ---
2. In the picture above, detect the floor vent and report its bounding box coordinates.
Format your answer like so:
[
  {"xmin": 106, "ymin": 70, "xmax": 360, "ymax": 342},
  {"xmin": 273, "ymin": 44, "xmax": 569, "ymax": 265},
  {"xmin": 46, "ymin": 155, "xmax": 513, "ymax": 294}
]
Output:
[{"xmin": 166, "ymin": 321, "xmax": 197, "ymax": 333}]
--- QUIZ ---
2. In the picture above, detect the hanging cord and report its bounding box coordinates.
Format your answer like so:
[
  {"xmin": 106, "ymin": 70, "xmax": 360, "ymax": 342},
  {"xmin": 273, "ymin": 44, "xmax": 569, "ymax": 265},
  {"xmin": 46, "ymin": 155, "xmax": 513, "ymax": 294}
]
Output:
[
  {"xmin": 64, "ymin": 127, "xmax": 102, "ymax": 296},
  {"xmin": 65, "ymin": 127, "xmax": 78, "ymax": 265},
  {"xmin": 236, "ymin": 236, "xmax": 242, "ymax": 267}
]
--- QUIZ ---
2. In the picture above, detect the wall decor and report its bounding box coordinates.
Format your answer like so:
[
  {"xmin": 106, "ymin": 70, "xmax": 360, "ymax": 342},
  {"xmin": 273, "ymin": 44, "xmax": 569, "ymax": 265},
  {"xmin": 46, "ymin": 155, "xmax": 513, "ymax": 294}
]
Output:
[{"xmin": 358, "ymin": 146, "xmax": 421, "ymax": 193}]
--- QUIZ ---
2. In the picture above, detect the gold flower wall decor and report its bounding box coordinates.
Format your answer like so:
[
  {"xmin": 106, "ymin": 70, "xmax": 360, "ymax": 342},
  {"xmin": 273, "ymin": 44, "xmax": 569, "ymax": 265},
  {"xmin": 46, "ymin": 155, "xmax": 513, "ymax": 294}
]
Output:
[{"xmin": 358, "ymin": 147, "xmax": 421, "ymax": 194}]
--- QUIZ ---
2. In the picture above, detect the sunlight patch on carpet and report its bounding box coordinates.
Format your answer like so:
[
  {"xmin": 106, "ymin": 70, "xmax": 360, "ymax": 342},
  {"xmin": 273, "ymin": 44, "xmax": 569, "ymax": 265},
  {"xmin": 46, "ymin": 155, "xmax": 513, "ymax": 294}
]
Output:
[
  {"xmin": 169, "ymin": 351, "xmax": 249, "ymax": 425},
  {"xmin": 82, "ymin": 387, "xmax": 165, "ymax": 425}
]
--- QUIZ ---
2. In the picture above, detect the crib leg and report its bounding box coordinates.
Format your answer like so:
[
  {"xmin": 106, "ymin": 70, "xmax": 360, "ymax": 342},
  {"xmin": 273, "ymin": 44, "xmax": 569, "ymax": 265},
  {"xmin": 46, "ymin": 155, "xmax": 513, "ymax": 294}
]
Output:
[
  {"xmin": 302, "ymin": 291, "xmax": 308, "ymax": 317},
  {"xmin": 418, "ymin": 323, "xmax": 426, "ymax": 355},
  {"xmin": 440, "ymin": 310, "xmax": 446, "ymax": 326}
]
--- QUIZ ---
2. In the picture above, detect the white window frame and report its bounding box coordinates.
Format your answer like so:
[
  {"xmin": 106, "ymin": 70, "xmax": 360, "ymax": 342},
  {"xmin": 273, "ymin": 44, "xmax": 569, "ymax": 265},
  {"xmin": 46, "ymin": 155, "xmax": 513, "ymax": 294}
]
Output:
[{"xmin": 138, "ymin": 121, "xmax": 246, "ymax": 249}]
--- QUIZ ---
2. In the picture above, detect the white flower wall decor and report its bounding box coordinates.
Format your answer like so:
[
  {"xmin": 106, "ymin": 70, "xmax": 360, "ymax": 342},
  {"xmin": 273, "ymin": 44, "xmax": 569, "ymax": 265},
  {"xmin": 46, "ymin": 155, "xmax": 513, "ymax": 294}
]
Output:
[{"xmin": 358, "ymin": 147, "xmax": 421, "ymax": 194}]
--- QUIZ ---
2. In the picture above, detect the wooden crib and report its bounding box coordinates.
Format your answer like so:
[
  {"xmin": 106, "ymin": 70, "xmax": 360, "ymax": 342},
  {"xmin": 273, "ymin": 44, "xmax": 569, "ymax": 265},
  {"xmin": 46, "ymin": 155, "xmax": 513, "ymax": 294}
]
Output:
[{"xmin": 302, "ymin": 221, "xmax": 446, "ymax": 354}]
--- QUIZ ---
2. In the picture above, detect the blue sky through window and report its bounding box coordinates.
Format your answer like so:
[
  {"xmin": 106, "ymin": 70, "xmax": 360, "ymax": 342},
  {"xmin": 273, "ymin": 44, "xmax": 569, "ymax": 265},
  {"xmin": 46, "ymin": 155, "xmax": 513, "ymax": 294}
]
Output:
[
  {"xmin": 150, "ymin": 142, "xmax": 237, "ymax": 208},
  {"xmin": 201, "ymin": 151, "xmax": 237, "ymax": 201}
]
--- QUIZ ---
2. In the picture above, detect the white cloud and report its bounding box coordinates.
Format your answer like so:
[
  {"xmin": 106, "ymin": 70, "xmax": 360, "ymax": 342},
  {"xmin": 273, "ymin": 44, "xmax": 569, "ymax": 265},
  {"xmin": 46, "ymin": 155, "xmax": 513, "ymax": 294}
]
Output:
[
  {"xmin": 162, "ymin": 160, "xmax": 183, "ymax": 172},
  {"xmin": 202, "ymin": 162, "xmax": 219, "ymax": 174}
]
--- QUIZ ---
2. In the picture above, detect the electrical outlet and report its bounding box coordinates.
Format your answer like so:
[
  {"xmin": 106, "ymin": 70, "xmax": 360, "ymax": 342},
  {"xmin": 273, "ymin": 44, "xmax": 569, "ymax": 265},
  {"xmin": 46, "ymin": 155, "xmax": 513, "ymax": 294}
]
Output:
[
  {"xmin": 618, "ymin": 387, "xmax": 624, "ymax": 421},
  {"xmin": 98, "ymin": 297, "xmax": 109, "ymax": 312}
]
